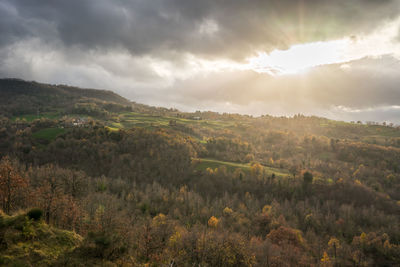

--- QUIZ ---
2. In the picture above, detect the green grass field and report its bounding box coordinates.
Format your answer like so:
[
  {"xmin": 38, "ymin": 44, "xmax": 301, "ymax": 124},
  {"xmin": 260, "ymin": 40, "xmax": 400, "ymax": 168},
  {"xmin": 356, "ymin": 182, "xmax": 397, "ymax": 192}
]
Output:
[
  {"xmin": 194, "ymin": 158, "xmax": 289, "ymax": 177},
  {"xmin": 32, "ymin": 128, "xmax": 66, "ymax": 141},
  {"xmin": 12, "ymin": 112, "xmax": 62, "ymax": 122},
  {"xmin": 111, "ymin": 112, "xmax": 239, "ymax": 130},
  {"xmin": 321, "ymin": 120, "xmax": 400, "ymax": 138}
]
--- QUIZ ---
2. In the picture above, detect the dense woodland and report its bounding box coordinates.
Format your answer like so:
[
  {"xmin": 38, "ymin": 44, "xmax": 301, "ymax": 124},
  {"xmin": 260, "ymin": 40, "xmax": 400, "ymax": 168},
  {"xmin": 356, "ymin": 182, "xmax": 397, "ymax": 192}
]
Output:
[{"xmin": 0, "ymin": 79, "xmax": 400, "ymax": 266}]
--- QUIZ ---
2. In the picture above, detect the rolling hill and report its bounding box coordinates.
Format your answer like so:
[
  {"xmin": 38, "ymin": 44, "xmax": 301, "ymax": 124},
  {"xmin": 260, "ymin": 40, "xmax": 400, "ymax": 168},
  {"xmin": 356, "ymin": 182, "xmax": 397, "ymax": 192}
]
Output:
[
  {"xmin": 0, "ymin": 79, "xmax": 399, "ymax": 266},
  {"xmin": 0, "ymin": 78, "xmax": 131, "ymax": 117}
]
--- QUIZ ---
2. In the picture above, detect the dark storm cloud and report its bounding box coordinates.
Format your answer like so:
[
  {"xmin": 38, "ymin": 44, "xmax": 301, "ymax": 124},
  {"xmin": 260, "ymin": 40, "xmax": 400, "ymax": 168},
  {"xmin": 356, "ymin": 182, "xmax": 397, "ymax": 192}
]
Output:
[
  {"xmin": 0, "ymin": 1, "xmax": 55, "ymax": 46},
  {"xmin": 1, "ymin": 0, "xmax": 399, "ymax": 59}
]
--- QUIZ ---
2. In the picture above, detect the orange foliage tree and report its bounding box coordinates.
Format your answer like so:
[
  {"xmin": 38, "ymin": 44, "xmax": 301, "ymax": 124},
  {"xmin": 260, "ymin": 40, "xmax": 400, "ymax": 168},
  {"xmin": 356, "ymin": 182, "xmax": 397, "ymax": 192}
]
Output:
[{"xmin": 0, "ymin": 156, "xmax": 28, "ymax": 214}]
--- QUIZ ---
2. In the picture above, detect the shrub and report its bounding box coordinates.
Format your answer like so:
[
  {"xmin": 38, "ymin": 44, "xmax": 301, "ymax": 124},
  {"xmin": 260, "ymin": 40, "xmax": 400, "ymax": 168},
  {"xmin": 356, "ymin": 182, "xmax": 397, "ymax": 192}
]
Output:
[
  {"xmin": 303, "ymin": 171, "xmax": 313, "ymax": 184},
  {"xmin": 27, "ymin": 208, "xmax": 43, "ymax": 221}
]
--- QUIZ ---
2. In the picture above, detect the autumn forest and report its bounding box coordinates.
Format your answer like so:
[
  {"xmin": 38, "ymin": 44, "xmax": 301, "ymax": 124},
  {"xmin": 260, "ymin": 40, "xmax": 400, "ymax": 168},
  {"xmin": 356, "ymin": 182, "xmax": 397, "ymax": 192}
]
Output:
[{"xmin": 0, "ymin": 79, "xmax": 398, "ymax": 266}]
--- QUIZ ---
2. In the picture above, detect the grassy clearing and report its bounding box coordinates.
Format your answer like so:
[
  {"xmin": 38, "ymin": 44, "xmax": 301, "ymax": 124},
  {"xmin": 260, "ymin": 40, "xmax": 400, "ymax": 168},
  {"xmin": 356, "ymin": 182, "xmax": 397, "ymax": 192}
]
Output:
[
  {"xmin": 12, "ymin": 112, "xmax": 61, "ymax": 122},
  {"xmin": 106, "ymin": 126, "xmax": 119, "ymax": 131},
  {"xmin": 32, "ymin": 128, "xmax": 65, "ymax": 141},
  {"xmin": 194, "ymin": 158, "xmax": 289, "ymax": 177},
  {"xmin": 195, "ymin": 158, "xmax": 251, "ymax": 172},
  {"xmin": 114, "ymin": 112, "xmax": 236, "ymax": 130},
  {"xmin": 322, "ymin": 120, "xmax": 400, "ymax": 138}
]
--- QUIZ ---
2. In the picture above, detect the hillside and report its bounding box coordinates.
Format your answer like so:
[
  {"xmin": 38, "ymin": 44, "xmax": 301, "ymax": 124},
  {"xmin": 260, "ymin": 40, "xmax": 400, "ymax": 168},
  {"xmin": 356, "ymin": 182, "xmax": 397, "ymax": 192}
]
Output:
[
  {"xmin": 0, "ymin": 79, "xmax": 131, "ymax": 117},
  {"xmin": 0, "ymin": 79, "xmax": 400, "ymax": 266},
  {"xmin": 0, "ymin": 210, "xmax": 125, "ymax": 266},
  {"xmin": 0, "ymin": 211, "xmax": 82, "ymax": 266}
]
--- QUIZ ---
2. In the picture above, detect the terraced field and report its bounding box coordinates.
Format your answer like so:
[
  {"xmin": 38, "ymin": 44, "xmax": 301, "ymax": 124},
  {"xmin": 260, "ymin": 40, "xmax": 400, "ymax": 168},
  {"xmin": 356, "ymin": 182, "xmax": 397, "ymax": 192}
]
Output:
[{"xmin": 112, "ymin": 112, "xmax": 242, "ymax": 130}]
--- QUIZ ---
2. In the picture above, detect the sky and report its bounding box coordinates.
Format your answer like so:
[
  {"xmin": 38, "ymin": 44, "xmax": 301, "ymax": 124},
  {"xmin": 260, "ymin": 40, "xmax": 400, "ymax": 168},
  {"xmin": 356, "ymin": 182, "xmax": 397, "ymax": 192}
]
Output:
[{"xmin": 1, "ymin": 0, "xmax": 400, "ymax": 123}]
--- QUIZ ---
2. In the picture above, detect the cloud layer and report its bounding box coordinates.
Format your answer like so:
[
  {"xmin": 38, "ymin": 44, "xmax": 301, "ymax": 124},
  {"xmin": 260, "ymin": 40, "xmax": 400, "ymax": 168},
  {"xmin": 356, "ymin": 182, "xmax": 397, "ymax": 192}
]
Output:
[
  {"xmin": 1, "ymin": 0, "xmax": 400, "ymax": 123},
  {"xmin": 2, "ymin": 0, "xmax": 400, "ymax": 58}
]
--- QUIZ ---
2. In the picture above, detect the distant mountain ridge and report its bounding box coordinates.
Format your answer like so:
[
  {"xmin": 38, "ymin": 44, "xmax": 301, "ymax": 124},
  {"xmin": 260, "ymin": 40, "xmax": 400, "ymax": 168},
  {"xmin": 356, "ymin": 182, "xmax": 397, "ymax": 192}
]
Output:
[
  {"xmin": 0, "ymin": 78, "xmax": 131, "ymax": 104},
  {"xmin": 0, "ymin": 78, "xmax": 131, "ymax": 116}
]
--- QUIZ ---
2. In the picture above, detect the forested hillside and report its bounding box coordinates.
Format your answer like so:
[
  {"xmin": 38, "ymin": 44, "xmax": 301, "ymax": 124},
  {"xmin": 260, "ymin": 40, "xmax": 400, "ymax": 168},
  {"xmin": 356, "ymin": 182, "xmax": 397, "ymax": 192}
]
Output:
[
  {"xmin": 0, "ymin": 79, "xmax": 131, "ymax": 117},
  {"xmin": 0, "ymin": 79, "xmax": 399, "ymax": 266}
]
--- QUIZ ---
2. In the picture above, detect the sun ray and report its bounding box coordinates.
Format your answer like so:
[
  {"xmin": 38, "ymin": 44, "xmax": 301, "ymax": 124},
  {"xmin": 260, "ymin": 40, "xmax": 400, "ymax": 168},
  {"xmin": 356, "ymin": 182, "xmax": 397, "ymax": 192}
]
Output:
[{"xmin": 247, "ymin": 16, "xmax": 400, "ymax": 75}]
